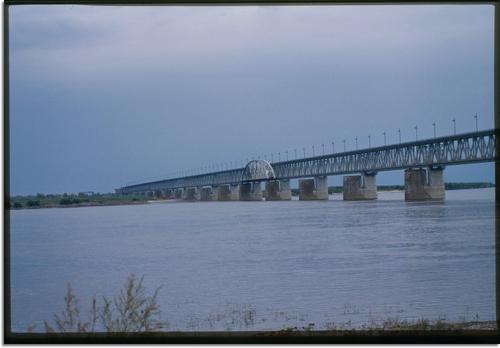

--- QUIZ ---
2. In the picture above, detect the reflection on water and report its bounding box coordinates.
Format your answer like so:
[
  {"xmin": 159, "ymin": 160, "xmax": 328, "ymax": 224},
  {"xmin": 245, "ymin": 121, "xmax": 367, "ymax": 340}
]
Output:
[{"xmin": 10, "ymin": 188, "xmax": 495, "ymax": 332}]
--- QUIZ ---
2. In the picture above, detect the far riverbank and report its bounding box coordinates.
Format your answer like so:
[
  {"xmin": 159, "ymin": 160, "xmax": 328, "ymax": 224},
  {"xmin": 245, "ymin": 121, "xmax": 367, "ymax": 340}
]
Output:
[{"xmin": 8, "ymin": 182, "xmax": 494, "ymax": 210}]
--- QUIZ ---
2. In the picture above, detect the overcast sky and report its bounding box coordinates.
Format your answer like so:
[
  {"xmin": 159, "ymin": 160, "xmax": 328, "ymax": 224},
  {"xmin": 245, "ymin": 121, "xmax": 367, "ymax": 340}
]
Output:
[{"xmin": 9, "ymin": 4, "xmax": 494, "ymax": 195}]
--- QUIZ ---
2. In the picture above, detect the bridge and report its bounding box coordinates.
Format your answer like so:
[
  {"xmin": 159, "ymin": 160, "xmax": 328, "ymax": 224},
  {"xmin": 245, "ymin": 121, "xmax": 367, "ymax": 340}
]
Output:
[{"xmin": 116, "ymin": 129, "xmax": 497, "ymax": 201}]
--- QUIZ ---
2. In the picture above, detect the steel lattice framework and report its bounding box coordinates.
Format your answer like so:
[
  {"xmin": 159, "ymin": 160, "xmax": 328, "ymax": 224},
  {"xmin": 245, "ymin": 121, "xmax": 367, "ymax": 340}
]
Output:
[
  {"xmin": 118, "ymin": 129, "xmax": 497, "ymax": 194},
  {"xmin": 241, "ymin": 160, "xmax": 276, "ymax": 182}
]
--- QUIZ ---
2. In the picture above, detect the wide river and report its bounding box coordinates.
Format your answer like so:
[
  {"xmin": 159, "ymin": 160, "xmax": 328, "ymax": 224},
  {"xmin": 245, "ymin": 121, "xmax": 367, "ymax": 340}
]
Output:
[{"xmin": 10, "ymin": 188, "xmax": 496, "ymax": 332}]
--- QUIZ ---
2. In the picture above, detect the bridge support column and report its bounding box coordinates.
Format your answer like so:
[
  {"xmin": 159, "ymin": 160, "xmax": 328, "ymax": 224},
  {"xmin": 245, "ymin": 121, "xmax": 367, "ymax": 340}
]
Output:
[
  {"xmin": 230, "ymin": 184, "xmax": 240, "ymax": 200},
  {"xmin": 200, "ymin": 187, "xmax": 213, "ymax": 201},
  {"xmin": 184, "ymin": 187, "xmax": 200, "ymax": 201},
  {"xmin": 217, "ymin": 185, "xmax": 231, "ymax": 201},
  {"xmin": 343, "ymin": 172, "xmax": 377, "ymax": 200},
  {"xmin": 265, "ymin": 179, "xmax": 292, "ymax": 201},
  {"xmin": 299, "ymin": 176, "xmax": 328, "ymax": 200},
  {"xmin": 240, "ymin": 182, "xmax": 263, "ymax": 201},
  {"xmin": 405, "ymin": 167, "xmax": 445, "ymax": 201},
  {"xmin": 174, "ymin": 188, "xmax": 184, "ymax": 199},
  {"xmin": 216, "ymin": 184, "xmax": 240, "ymax": 201},
  {"xmin": 210, "ymin": 186, "xmax": 219, "ymax": 201}
]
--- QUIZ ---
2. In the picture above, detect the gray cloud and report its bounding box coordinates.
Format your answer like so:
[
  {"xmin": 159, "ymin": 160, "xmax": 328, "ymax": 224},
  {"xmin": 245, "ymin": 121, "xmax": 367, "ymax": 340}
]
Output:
[{"xmin": 9, "ymin": 4, "xmax": 494, "ymax": 194}]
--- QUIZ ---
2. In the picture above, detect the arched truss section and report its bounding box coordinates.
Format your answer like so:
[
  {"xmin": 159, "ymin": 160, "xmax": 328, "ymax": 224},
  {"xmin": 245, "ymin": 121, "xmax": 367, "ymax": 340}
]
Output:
[{"xmin": 241, "ymin": 160, "xmax": 276, "ymax": 182}]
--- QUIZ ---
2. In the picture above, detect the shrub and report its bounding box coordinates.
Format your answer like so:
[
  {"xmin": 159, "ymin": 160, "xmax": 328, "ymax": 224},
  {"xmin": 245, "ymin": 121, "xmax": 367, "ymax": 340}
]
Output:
[
  {"xmin": 59, "ymin": 198, "xmax": 73, "ymax": 205},
  {"xmin": 42, "ymin": 274, "xmax": 164, "ymax": 333},
  {"xmin": 13, "ymin": 202, "xmax": 23, "ymax": 209},
  {"xmin": 59, "ymin": 198, "xmax": 82, "ymax": 205},
  {"xmin": 26, "ymin": 200, "xmax": 40, "ymax": 207}
]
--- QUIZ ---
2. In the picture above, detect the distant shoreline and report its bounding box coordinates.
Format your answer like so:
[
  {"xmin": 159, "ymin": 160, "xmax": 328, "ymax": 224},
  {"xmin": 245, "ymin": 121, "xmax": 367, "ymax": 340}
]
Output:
[{"xmin": 8, "ymin": 183, "xmax": 495, "ymax": 210}]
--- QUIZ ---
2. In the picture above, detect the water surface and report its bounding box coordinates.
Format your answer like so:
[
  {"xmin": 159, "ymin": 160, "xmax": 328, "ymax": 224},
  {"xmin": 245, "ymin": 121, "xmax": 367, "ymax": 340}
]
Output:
[{"xmin": 10, "ymin": 189, "xmax": 495, "ymax": 331}]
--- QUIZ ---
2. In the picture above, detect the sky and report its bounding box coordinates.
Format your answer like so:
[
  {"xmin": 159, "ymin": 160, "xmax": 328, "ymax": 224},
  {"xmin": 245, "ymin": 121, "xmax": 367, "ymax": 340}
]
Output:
[{"xmin": 8, "ymin": 4, "xmax": 494, "ymax": 195}]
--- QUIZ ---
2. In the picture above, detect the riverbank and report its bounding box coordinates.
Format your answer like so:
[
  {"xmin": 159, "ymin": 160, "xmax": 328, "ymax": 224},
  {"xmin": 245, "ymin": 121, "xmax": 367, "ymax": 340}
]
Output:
[
  {"xmin": 7, "ymin": 193, "xmax": 151, "ymax": 210},
  {"xmin": 8, "ymin": 183, "xmax": 494, "ymax": 210}
]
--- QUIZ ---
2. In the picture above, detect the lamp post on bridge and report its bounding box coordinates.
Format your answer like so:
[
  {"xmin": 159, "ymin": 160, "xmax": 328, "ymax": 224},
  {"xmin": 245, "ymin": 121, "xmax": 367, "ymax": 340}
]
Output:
[
  {"xmin": 452, "ymin": 117, "xmax": 456, "ymax": 135},
  {"xmin": 355, "ymin": 137, "xmax": 358, "ymax": 150},
  {"xmin": 433, "ymin": 122, "xmax": 436, "ymax": 138},
  {"xmin": 343, "ymin": 139, "xmax": 346, "ymax": 152},
  {"xmin": 398, "ymin": 129, "xmax": 401, "ymax": 144},
  {"xmin": 415, "ymin": 125, "xmax": 418, "ymax": 141},
  {"xmin": 474, "ymin": 113, "xmax": 478, "ymax": 132},
  {"xmin": 331, "ymin": 141, "xmax": 335, "ymax": 153},
  {"xmin": 383, "ymin": 131, "xmax": 386, "ymax": 146},
  {"xmin": 368, "ymin": 135, "xmax": 371, "ymax": 148},
  {"xmin": 322, "ymin": 143, "xmax": 325, "ymax": 156},
  {"xmin": 286, "ymin": 150, "xmax": 289, "ymax": 161},
  {"xmin": 303, "ymin": 147, "xmax": 306, "ymax": 158},
  {"xmin": 294, "ymin": 148, "xmax": 297, "ymax": 159},
  {"xmin": 312, "ymin": 145, "xmax": 315, "ymax": 157}
]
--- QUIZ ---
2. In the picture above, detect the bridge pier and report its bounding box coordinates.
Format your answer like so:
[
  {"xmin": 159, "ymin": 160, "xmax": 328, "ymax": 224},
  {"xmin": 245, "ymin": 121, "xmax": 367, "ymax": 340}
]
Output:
[
  {"xmin": 217, "ymin": 185, "xmax": 230, "ymax": 200},
  {"xmin": 343, "ymin": 172, "xmax": 377, "ymax": 200},
  {"xmin": 217, "ymin": 184, "xmax": 240, "ymax": 201},
  {"xmin": 184, "ymin": 187, "xmax": 200, "ymax": 201},
  {"xmin": 200, "ymin": 187, "xmax": 212, "ymax": 201},
  {"xmin": 210, "ymin": 186, "xmax": 219, "ymax": 200},
  {"xmin": 299, "ymin": 176, "xmax": 328, "ymax": 200},
  {"xmin": 229, "ymin": 184, "xmax": 240, "ymax": 200},
  {"xmin": 174, "ymin": 188, "xmax": 184, "ymax": 199},
  {"xmin": 200, "ymin": 186, "xmax": 219, "ymax": 201},
  {"xmin": 405, "ymin": 167, "xmax": 445, "ymax": 201},
  {"xmin": 240, "ymin": 182, "xmax": 263, "ymax": 201},
  {"xmin": 265, "ymin": 179, "xmax": 292, "ymax": 201}
]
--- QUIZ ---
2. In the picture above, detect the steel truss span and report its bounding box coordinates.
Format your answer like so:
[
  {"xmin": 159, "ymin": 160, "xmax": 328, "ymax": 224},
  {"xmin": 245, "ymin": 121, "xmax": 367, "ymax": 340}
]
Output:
[{"xmin": 118, "ymin": 129, "xmax": 497, "ymax": 194}]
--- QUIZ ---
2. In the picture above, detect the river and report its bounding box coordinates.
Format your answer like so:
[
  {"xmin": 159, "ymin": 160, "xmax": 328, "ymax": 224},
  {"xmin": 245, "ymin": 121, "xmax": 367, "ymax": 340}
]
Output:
[{"xmin": 9, "ymin": 188, "xmax": 495, "ymax": 332}]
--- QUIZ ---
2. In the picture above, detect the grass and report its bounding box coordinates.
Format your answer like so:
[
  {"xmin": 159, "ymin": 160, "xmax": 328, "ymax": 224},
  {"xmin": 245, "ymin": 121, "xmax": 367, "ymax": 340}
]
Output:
[
  {"xmin": 31, "ymin": 275, "xmax": 496, "ymax": 334},
  {"xmin": 8, "ymin": 193, "xmax": 150, "ymax": 210},
  {"xmin": 39, "ymin": 274, "xmax": 164, "ymax": 333}
]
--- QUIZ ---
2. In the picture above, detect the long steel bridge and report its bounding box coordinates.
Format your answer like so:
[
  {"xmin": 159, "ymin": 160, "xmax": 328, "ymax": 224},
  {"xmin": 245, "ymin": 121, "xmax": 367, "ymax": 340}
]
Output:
[{"xmin": 117, "ymin": 129, "xmax": 496, "ymax": 199}]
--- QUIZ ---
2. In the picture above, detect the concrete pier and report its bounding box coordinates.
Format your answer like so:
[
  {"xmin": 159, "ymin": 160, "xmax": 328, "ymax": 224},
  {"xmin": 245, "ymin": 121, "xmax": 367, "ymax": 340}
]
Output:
[
  {"xmin": 299, "ymin": 176, "xmax": 328, "ymax": 200},
  {"xmin": 229, "ymin": 184, "xmax": 240, "ymax": 200},
  {"xmin": 174, "ymin": 188, "xmax": 183, "ymax": 199},
  {"xmin": 185, "ymin": 187, "xmax": 200, "ymax": 201},
  {"xmin": 343, "ymin": 172, "xmax": 377, "ymax": 200},
  {"xmin": 405, "ymin": 167, "xmax": 445, "ymax": 201},
  {"xmin": 240, "ymin": 182, "xmax": 263, "ymax": 201},
  {"xmin": 210, "ymin": 186, "xmax": 219, "ymax": 201},
  {"xmin": 217, "ymin": 184, "xmax": 240, "ymax": 201},
  {"xmin": 218, "ymin": 185, "xmax": 231, "ymax": 200},
  {"xmin": 200, "ymin": 187, "xmax": 213, "ymax": 201},
  {"xmin": 265, "ymin": 179, "xmax": 292, "ymax": 200}
]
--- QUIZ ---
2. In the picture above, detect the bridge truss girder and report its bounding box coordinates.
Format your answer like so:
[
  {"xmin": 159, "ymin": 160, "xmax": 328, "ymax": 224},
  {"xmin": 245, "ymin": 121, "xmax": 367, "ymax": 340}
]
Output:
[{"xmin": 118, "ymin": 129, "xmax": 496, "ymax": 194}]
